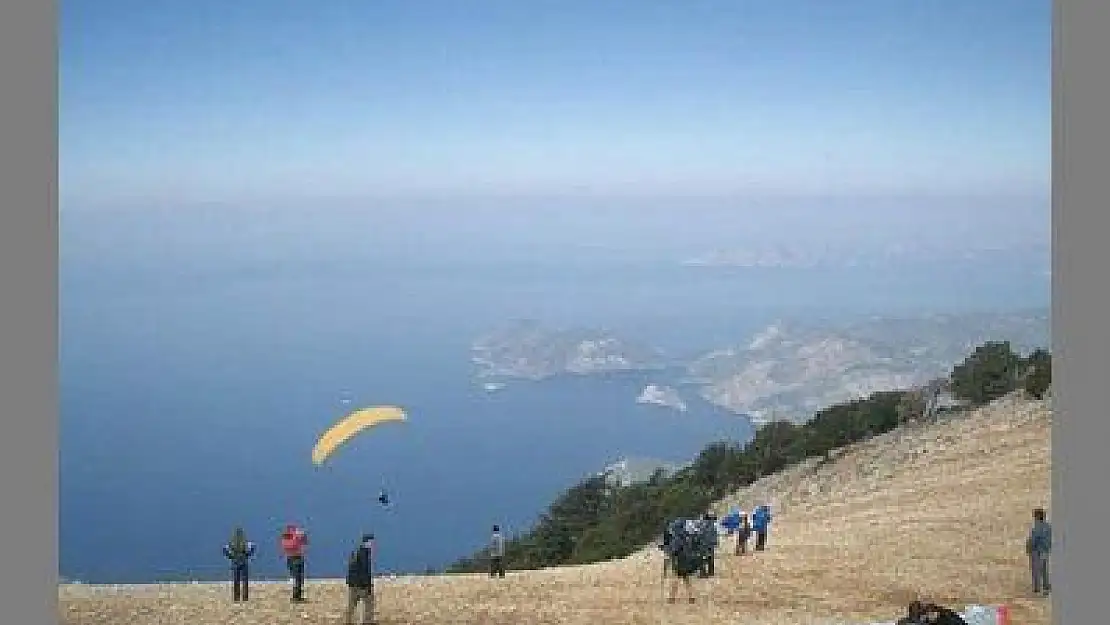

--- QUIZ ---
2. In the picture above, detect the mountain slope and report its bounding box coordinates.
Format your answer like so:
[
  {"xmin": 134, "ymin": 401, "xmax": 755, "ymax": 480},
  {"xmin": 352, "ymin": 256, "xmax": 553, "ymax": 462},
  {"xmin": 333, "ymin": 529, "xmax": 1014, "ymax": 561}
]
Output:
[{"xmin": 59, "ymin": 395, "xmax": 1051, "ymax": 625}]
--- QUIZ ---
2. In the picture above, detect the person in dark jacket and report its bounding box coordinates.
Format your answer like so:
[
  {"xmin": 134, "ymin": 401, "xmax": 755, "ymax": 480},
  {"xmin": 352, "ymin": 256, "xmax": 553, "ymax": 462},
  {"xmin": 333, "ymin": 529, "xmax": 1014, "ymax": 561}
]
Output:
[
  {"xmin": 222, "ymin": 527, "xmax": 256, "ymax": 602},
  {"xmin": 658, "ymin": 518, "xmax": 684, "ymax": 577},
  {"xmin": 734, "ymin": 512, "xmax": 752, "ymax": 555},
  {"xmin": 1025, "ymin": 507, "xmax": 1052, "ymax": 596},
  {"xmin": 663, "ymin": 518, "xmax": 702, "ymax": 604},
  {"xmin": 344, "ymin": 534, "xmax": 376, "ymax": 625},
  {"xmin": 897, "ymin": 600, "xmax": 968, "ymax": 624},
  {"xmin": 697, "ymin": 514, "xmax": 719, "ymax": 577}
]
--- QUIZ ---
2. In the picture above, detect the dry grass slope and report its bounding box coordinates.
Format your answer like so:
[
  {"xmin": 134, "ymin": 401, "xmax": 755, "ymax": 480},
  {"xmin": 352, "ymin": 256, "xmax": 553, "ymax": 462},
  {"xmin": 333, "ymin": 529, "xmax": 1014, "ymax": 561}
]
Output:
[{"xmin": 60, "ymin": 395, "xmax": 1051, "ymax": 625}]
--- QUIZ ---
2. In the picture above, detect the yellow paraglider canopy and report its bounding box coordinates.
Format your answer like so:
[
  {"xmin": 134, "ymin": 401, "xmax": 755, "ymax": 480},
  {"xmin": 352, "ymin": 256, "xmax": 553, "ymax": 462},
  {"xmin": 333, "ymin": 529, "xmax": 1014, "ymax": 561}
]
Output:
[{"xmin": 312, "ymin": 405, "xmax": 407, "ymax": 466}]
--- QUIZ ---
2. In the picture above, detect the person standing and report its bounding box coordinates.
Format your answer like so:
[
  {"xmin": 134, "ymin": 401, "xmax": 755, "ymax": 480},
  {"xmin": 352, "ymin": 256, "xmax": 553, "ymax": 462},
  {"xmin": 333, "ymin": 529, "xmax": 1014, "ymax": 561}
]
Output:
[
  {"xmin": 698, "ymin": 513, "xmax": 719, "ymax": 577},
  {"xmin": 751, "ymin": 504, "xmax": 773, "ymax": 551},
  {"xmin": 663, "ymin": 518, "xmax": 701, "ymax": 604},
  {"xmin": 1025, "ymin": 507, "xmax": 1052, "ymax": 596},
  {"xmin": 658, "ymin": 517, "xmax": 686, "ymax": 578},
  {"xmin": 280, "ymin": 524, "xmax": 309, "ymax": 602},
  {"xmin": 488, "ymin": 525, "xmax": 506, "ymax": 578},
  {"xmin": 344, "ymin": 534, "xmax": 376, "ymax": 625},
  {"xmin": 222, "ymin": 526, "xmax": 256, "ymax": 602},
  {"xmin": 734, "ymin": 512, "xmax": 752, "ymax": 555}
]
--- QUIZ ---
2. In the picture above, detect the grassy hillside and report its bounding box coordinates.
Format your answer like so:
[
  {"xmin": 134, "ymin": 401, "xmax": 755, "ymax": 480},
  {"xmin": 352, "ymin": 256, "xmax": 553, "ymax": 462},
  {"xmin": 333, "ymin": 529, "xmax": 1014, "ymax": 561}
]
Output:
[{"xmin": 446, "ymin": 340, "xmax": 1049, "ymax": 573}]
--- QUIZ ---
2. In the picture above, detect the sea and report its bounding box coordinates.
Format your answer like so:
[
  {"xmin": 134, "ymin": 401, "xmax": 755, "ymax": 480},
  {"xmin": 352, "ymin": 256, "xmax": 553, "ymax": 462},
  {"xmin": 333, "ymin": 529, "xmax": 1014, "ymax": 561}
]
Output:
[{"xmin": 59, "ymin": 228, "xmax": 1049, "ymax": 583}]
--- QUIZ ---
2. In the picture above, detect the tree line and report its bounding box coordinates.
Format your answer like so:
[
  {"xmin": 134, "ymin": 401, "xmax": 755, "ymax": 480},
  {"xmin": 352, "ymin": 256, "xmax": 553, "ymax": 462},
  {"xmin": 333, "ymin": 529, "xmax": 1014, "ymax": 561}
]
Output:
[{"xmin": 444, "ymin": 340, "xmax": 1051, "ymax": 573}]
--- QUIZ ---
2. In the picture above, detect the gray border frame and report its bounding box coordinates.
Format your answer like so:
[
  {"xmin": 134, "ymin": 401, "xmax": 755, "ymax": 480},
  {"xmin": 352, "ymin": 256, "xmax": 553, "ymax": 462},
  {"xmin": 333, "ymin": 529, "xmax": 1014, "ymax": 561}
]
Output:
[
  {"xmin": 1053, "ymin": 0, "xmax": 1108, "ymax": 623},
  {"xmin": 1, "ymin": 0, "xmax": 57, "ymax": 623},
  {"xmin": 9, "ymin": 1, "xmax": 1103, "ymax": 624}
]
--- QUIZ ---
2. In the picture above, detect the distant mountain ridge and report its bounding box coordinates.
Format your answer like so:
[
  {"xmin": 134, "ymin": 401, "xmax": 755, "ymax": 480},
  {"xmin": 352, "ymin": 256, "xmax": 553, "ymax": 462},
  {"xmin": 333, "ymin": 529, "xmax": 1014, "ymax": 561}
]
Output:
[
  {"xmin": 681, "ymin": 241, "xmax": 1049, "ymax": 270},
  {"xmin": 471, "ymin": 309, "xmax": 1049, "ymax": 425},
  {"xmin": 687, "ymin": 309, "xmax": 1049, "ymax": 423}
]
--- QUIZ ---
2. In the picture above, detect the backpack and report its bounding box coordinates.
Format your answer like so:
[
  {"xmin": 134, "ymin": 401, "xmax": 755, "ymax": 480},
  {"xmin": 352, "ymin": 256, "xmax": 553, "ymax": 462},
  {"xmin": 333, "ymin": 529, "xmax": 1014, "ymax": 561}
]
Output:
[
  {"xmin": 690, "ymin": 520, "xmax": 714, "ymax": 557},
  {"xmin": 663, "ymin": 519, "xmax": 702, "ymax": 573}
]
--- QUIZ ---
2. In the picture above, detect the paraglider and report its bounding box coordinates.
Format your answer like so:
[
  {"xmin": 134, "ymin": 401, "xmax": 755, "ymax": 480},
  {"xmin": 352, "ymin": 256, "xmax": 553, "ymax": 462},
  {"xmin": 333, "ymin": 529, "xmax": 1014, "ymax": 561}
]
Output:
[
  {"xmin": 377, "ymin": 490, "xmax": 391, "ymax": 508},
  {"xmin": 311, "ymin": 405, "xmax": 407, "ymax": 466}
]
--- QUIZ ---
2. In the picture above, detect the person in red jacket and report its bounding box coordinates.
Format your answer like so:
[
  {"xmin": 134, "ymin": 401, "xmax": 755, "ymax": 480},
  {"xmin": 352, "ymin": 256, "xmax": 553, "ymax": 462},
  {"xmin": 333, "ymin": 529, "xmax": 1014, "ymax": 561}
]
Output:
[{"xmin": 280, "ymin": 524, "xmax": 309, "ymax": 602}]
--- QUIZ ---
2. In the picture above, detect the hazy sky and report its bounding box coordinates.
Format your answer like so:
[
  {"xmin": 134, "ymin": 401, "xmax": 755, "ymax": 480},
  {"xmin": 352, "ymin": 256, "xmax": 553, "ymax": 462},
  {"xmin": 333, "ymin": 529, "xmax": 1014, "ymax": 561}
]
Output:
[{"xmin": 60, "ymin": 0, "xmax": 1050, "ymax": 210}]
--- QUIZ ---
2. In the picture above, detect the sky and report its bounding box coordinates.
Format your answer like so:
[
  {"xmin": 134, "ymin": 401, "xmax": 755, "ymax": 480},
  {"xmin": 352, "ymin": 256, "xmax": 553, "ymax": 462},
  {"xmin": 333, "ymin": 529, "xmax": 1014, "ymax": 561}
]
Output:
[{"xmin": 59, "ymin": 0, "xmax": 1051, "ymax": 210}]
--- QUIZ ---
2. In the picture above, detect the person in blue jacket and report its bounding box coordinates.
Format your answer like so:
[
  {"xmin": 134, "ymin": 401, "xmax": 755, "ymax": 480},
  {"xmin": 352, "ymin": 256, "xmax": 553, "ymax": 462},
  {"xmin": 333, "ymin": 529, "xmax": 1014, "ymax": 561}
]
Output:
[
  {"xmin": 1025, "ymin": 507, "xmax": 1052, "ymax": 596},
  {"xmin": 751, "ymin": 505, "xmax": 772, "ymax": 551}
]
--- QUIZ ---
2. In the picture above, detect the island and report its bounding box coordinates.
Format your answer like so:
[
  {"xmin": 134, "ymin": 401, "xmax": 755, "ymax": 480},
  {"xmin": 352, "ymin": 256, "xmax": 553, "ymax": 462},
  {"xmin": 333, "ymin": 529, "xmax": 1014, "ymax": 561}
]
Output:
[
  {"xmin": 685, "ymin": 309, "xmax": 1050, "ymax": 424},
  {"xmin": 468, "ymin": 311, "xmax": 1048, "ymax": 428},
  {"xmin": 471, "ymin": 319, "xmax": 666, "ymax": 380},
  {"xmin": 635, "ymin": 384, "xmax": 687, "ymax": 412}
]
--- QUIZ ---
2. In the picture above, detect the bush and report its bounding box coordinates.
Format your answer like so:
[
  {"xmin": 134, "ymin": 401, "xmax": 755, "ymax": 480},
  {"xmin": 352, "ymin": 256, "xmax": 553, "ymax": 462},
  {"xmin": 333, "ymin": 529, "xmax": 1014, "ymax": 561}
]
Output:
[
  {"xmin": 1022, "ymin": 348, "xmax": 1052, "ymax": 399},
  {"xmin": 950, "ymin": 341, "xmax": 1022, "ymax": 406}
]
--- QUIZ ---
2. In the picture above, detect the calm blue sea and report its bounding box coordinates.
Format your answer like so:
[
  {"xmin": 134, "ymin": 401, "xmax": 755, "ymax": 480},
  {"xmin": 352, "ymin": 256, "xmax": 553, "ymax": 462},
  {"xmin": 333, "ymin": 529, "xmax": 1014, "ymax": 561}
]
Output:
[{"xmin": 59, "ymin": 250, "xmax": 1048, "ymax": 583}]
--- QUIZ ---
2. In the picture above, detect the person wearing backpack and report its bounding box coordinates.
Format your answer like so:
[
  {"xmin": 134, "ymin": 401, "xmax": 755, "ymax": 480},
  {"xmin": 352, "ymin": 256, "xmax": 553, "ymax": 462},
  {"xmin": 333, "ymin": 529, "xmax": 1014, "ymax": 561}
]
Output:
[
  {"xmin": 222, "ymin": 526, "xmax": 256, "ymax": 602},
  {"xmin": 280, "ymin": 524, "xmax": 309, "ymax": 602},
  {"xmin": 661, "ymin": 518, "xmax": 701, "ymax": 604},
  {"xmin": 488, "ymin": 525, "xmax": 506, "ymax": 578},
  {"xmin": 344, "ymin": 534, "xmax": 376, "ymax": 625},
  {"xmin": 751, "ymin": 504, "xmax": 772, "ymax": 551}
]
